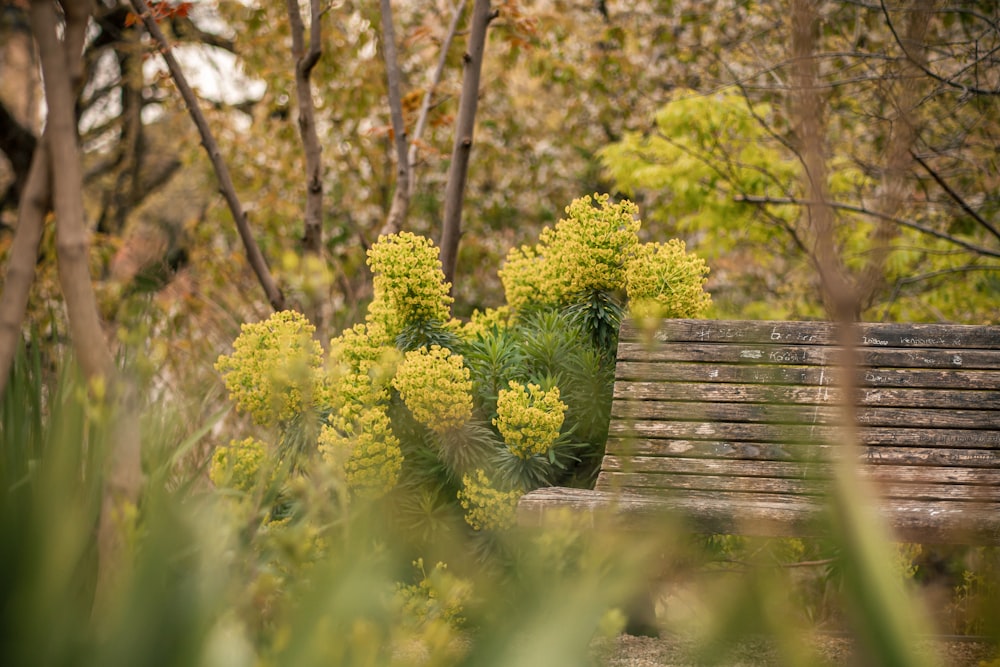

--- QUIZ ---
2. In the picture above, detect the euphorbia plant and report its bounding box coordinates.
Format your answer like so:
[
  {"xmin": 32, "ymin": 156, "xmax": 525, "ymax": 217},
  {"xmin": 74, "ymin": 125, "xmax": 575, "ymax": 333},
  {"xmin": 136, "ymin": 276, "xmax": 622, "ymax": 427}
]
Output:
[{"xmin": 213, "ymin": 195, "xmax": 712, "ymax": 536}]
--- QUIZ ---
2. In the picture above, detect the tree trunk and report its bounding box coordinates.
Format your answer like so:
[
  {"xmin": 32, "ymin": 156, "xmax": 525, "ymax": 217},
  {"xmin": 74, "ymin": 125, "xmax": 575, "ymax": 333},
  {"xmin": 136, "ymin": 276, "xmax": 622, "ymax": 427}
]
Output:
[
  {"xmin": 789, "ymin": 4, "xmax": 936, "ymax": 666},
  {"xmin": 29, "ymin": 0, "xmax": 142, "ymax": 610},
  {"xmin": 0, "ymin": 142, "xmax": 48, "ymax": 399},
  {"xmin": 439, "ymin": 0, "xmax": 493, "ymax": 290},
  {"xmin": 787, "ymin": 0, "xmax": 854, "ymax": 322}
]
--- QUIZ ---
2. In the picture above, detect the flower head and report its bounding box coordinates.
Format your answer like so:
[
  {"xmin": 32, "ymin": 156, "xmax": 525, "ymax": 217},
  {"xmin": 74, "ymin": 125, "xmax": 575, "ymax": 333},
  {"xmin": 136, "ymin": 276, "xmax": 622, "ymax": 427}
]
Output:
[
  {"xmin": 215, "ymin": 310, "xmax": 323, "ymax": 425},
  {"xmin": 391, "ymin": 345, "xmax": 473, "ymax": 434},
  {"xmin": 457, "ymin": 469, "xmax": 522, "ymax": 531},
  {"xmin": 324, "ymin": 321, "xmax": 400, "ymax": 410},
  {"xmin": 366, "ymin": 232, "xmax": 453, "ymax": 336},
  {"xmin": 625, "ymin": 240, "xmax": 712, "ymax": 319},
  {"xmin": 210, "ymin": 437, "xmax": 269, "ymax": 493},
  {"xmin": 319, "ymin": 403, "xmax": 403, "ymax": 499},
  {"xmin": 499, "ymin": 194, "xmax": 641, "ymax": 313},
  {"xmin": 493, "ymin": 381, "xmax": 566, "ymax": 460}
]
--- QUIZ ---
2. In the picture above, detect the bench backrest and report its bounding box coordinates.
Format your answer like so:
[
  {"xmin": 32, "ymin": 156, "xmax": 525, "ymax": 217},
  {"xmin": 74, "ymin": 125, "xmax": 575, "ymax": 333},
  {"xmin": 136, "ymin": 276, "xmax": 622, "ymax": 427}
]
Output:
[{"xmin": 602, "ymin": 319, "xmax": 1000, "ymax": 543}]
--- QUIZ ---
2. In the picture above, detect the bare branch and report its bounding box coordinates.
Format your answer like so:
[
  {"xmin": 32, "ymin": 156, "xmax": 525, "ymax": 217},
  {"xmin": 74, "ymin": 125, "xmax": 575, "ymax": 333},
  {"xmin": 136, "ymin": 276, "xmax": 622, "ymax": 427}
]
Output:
[
  {"xmin": 379, "ymin": 0, "xmax": 411, "ymax": 236},
  {"xmin": 407, "ymin": 0, "xmax": 466, "ymax": 198},
  {"xmin": 0, "ymin": 144, "xmax": 48, "ymax": 400},
  {"xmin": 881, "ymin": 264, "xmax": 1000, "ymax": 322},
  {"xmin": 440, "ymin": 0, "xmax": 496, "ymax": 289},
  {"xmin": 129, "ymin": 0, "xmax": 285, "ymax": 311},
  {"xmin": 286, "ymin": 0, "xmax": 325, "ymax": 256},
  {"xmin": 735, "ymin": 195, "xmax": 1000, "ymax": 259},
  {"xmin": 911, "ymin": 150, "xmax": 1000, "ymax": 245},
  {"xmin": 880, "ymin": 0, "xmax": 1000, "ymax": 96}
]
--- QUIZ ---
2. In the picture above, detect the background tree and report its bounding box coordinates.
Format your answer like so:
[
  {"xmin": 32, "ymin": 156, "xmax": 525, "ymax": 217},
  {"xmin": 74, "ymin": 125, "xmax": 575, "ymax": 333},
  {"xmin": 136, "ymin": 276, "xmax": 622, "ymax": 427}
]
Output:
[{"xmin": 600, "ymin": 0, "xmax": 1000, "ymax": 323}]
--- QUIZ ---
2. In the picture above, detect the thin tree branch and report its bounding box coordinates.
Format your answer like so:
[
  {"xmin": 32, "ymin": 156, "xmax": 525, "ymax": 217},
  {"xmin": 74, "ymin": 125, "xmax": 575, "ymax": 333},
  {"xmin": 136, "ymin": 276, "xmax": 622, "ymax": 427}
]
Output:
[
  {"xmin": 407, "ymin": 0, "xmax": 466, "ymax": 199},
  {"xmin": 129, "ymin": 0, "xmax": 285, "ymax": 310},
  {"xmin": 911, "ymin": 150, "xmax": 1000, "ymax": 245},
  {"xmin": 735, "ymin": 195, "xmax": 1000, "ymax": 259},
  {"xmin": 0, "ymin": 143, "xmax": 49, "ymax": 400},
  {"xmin": 286, "ymin": 0, "xmax": 324, "ymax": 256},
  {"xmin": 880, "ymin": 0, "xmax": 1000, "ymax": 96},
  {"xmin": 881, "ymin": 264, "xmax": 1000, "ymax": 322},
  {"xmin": 379, "ymin": 0, "xmax": 411, "ymax": 237}
]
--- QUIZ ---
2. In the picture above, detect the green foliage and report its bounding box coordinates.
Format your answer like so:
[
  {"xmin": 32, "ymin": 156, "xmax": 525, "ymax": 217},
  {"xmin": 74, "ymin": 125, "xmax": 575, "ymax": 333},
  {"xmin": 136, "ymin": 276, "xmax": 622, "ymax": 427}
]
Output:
[{"xmin": 600, "ymin": 89, "xmax": 796, "ymax": 246}]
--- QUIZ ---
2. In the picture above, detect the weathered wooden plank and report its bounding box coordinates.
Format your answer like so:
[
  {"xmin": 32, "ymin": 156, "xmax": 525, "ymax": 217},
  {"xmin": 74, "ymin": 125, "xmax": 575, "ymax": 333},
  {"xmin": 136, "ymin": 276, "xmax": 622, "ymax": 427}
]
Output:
[
  {"xmin": 519, "ymin": 318, "xmax": 1000, "ymax": 545},
  {"xmin": 616, "ymin": 342, "xmax": 1000, "ymax": 370},
  {"xmin": 603, "ymin": 437, "xmax": 1000, "ymax": 468},
  {"xmin": 614, "ymin": 361, "xmax": 1000, "ymax": 390},
  {"xmin": 613, "ymin": 381, "xmax": 1000, "ymax": 409},
  {"xmin": 611, "ymin": 400, "xmax": 1000, "ymax": 429},
  {"xmin": 516, "ymin": 487, "xmax": 1000, "ymax": 544},
  {"xmin": 595, "ymin": 471, "xmax": 1000, "ymax": 502},
  {"xmin": 620, "ymin": 319, "xmax": 1000, "ymax": 350},
  {"xmin": 607, "ymin": 420, "xmax": 1000, "ymax": 449},
  {"xmin": 598, "ymin": 455, "xmax": 1000, "ymax": 486}
]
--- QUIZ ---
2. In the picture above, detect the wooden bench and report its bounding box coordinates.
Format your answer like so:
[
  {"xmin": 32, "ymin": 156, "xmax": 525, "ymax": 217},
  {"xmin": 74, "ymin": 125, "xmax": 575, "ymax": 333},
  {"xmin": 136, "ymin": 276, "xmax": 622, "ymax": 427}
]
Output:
[{"xmin": 518, "ymin": 318, "xmax": 1000, "ymax": 545}]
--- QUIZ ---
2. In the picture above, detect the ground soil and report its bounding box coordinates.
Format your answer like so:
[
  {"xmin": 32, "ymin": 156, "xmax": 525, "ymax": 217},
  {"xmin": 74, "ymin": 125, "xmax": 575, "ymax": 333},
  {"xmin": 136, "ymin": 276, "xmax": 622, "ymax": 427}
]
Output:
[{"xmin": 596, "ymin": 633, "xmax": 996, "ymax": 666}]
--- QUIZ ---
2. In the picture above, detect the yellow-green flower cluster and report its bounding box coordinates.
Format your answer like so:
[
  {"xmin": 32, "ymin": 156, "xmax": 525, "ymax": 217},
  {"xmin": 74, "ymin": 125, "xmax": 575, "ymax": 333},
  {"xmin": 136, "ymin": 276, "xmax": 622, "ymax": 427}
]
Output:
[
  {"xmin": 324, "ymin": 321, "xmax": 399, "ymax": 411},
  {"xmin": 499, "ymin": 194, "xmax": 641, "ymax": 312},
  {"xmin": 548, "ymin": 194, "xmax": 641, "ymax": 296},
  {"xmin": 625, "ymin": 239, "xmax": 712, "ymax": 319},
  {"xmin": 209, "ymin": 437, "xmax": 268, "ymax": 493},
  {"xmin": 215, "ymin": 310, "xmax": 323, "ymax": 425},
  {"xmin": 394, "ymin": 559, "xmax": 471, "ymax": 630},
  {"xmin": 494, "ymin": 381, "xmax": 566, "ymax": 460},
  {"xmin": 498, "ymin": 244, "xmax": 556, "ymax": 312},
  {"xmin": 366, "ymin": 232, "xmax": 453, "ymax": 336},
  {"xmin": 318, "ymin": 403, "xmax": 402, "ymax": 498},
  {"xmin": 320, "ymin": 321, "xmax": 405, "ymax": 498},
  {"xmin": 457, "ymin": 469, "xmax": 522, "ymax": 531},
  {"xmin": 459, "ymin": 306, "xmax": 512, "ymax": 341},
  {"xmin": 391, "ymin": 345, "xmax": 473, "ymax": 434}
]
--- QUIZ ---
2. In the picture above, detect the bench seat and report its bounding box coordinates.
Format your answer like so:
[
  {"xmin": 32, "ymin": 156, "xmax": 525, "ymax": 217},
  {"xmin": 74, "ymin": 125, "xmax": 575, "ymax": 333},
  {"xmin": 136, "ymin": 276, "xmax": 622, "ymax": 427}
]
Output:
[{"xmin": 518, "ymin": 319, "xmax": 1000, "ymax": 545}]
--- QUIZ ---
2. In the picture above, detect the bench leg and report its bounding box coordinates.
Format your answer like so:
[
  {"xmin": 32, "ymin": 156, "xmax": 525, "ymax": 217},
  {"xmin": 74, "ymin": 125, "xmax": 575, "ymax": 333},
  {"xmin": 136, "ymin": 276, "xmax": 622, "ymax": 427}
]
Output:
[{"xmin": 624, "ymin": 587, "xmax": 659, "ymax": 637}]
